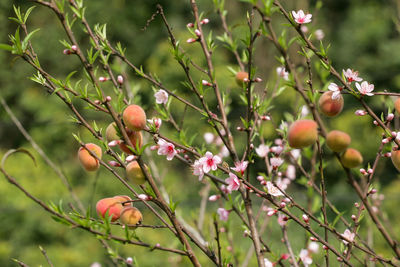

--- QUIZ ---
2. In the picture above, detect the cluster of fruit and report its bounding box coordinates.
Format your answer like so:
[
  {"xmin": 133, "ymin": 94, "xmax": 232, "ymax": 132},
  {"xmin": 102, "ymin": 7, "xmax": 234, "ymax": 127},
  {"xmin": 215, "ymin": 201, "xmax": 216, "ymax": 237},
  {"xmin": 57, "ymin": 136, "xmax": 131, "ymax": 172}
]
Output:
[{"xmin": 96, "ymin": 196, "xmax": 142, "ymax": 226}]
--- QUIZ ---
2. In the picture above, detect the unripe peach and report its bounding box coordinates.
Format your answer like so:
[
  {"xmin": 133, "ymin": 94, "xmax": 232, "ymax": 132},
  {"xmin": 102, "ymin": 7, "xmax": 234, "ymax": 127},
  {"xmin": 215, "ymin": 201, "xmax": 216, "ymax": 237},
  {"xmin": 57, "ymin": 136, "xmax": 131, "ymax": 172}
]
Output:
[
  {"xmin": 391, "ymin": 150, "xmax": 400, "ymax": 171},
  {"xmin": 236, "ymin": 71, "xmax": 249, "ymax": 86},
  {"xmin": 123, "ymin": 105, "xmax": 146, "ymax": 131},
  {"xmin": 126, "ymin": 161, "xmax": 147, "ymax": 185},
  {"xmin": 119, "ymin": 129, "xmax": 143, "ymax": 154},
  {"xmin": 105, "ymin": 122, "xmax": 119, "ymax": 142},
  {"xmin": 341, "ymin": 148, "xmax": 363, "ymax": 168},
  {"xmin": 96, "ymin": 198, "xmax": 123, "ymax": 221},
  {"xmin": 119, "ymin": 207, "xmax": 143, "ymax": 227},
  {"xmin": 318, "ymin": 91, "xmax": 344, "ymax": 117},
  {"xmin": 78, "ymin": 143, "xmax": 102, "ymax": 171},
  {"xmin": 288, "ymin": 120, "xmax": 318, "ymax": 148},
  {"xmin": 326, "ymin": 130, "xmax": 351, "ymax": 152},
  {"xmin": 113, "ymin": 195, "xmax": 132, "ymax": 207},
  {"xmin": 395, "ymin": 98, "xmax": 400, "ymax": 114}
]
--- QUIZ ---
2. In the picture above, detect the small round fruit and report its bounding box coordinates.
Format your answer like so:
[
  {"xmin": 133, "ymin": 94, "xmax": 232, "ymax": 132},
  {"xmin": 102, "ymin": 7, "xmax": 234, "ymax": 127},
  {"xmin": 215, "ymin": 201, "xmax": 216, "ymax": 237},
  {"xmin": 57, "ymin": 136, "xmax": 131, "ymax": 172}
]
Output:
[
  {"xmin": 105, "ymin": 123, "xmax": 120, "ymax": 142},
  {"xmin": 119, "ymin": 207, "xmax": 143, "ymax": 227},
  {"xmin": 341, "ymin": 148, "xmax": 363, "ymax": 168},
  {"xmin": 288, "ymin": 120, "xmax": 318, "ymax": 148},
  {"xmin": 391, "ymin": 149, "xmax": 400, "ymax": 171},
  {"xmin": 78, "ymin": 143, "xmax": 102, "ymax": 171},
  {"xmin": 119, "ymin": 130, "xmax": 143, "ymax": 154},
  {"xmin": 96, "ymin": 198, "xmax": 123, "ymax": 221},
  {"xmin": 123, "ymin": 105, "xmax": 146, "ymax": 131},
  {"xmin": 126, "ymin": 161, "xmax": 147, "ymax": 185},
  {"xmin": 395, "ymin": 98, "xmax": 400, "ymax": 114},
  {"xmin": 113, "ymin": 195, "xmax": 132, "ymax": 207},
  {"xmin": 326, "ymin": 130, "xmax": 351, "ymax": 152},
  {"xmin": 318, "ymin": 91, "xmax": 344, "ymax": 117},
  {"xmin": 235, "ymin": 71, "xmax": 249, "ymax": 86}
]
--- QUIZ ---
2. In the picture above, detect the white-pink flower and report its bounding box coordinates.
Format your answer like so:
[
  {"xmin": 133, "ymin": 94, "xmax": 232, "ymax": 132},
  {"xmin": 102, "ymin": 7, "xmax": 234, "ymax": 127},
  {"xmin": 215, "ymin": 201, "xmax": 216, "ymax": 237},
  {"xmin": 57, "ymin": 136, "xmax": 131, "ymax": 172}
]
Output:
[
  {"xmin": 277, "ymin": 213, "xmax": 288, "ymax": 226},
  {"xmin": 308, "ymin": 242, "xmax": 319, "ymax": 253},
  {"xmin": 230, "ymin": 161, "xmax": 248, "ymax": 175},
  {"xmin": 286, "ymin": 165, "xmax": 296, "ymax": 180},
  {"xmin": 199, "ymin": 152, "xmax": 221, "ymax": 173},
  {"xmin": 292, "ymin": 10, "xmax": 312, "ymax": 24},
  {"xmin": 147, "ymin": 118, "xmax": 162, "ymax": 129},
  {"xmin": 266, "ymin": 181, "xmax": 284, "ymax": 197},
  {"xmin": 208, "ymin": 195, "xmax": 220, "ymax": 201},
  {"xmin": 225, "ymin": 173, "xmax": 241, "ymax": 192},
  {"xmin": 276, "ymin": 67, "xmax": 289, "ymax": 81},
  {"xmin": 315, "ymin": 29, "xmax": 325, "ymax": 40},
  {"xmin": 343, "ymin": 69, "xmax": 362, "ymax": 83},
  {"xmin": 299, "ymin": 249, "xmax": 312, "ymax": 267},
  {"xmin": 328, "ymin": 82, "xmax": 342, "ymax": 100},
  {"xmin": 157, "ymin": 139, "xmax": 177, "ymax": 161},
  {"xmin": 203, "ymin": 132, "xmax": 215, "ymax": 144},
  {"xmin": 154, "ymin": 89, "xmax": 169, "ymax": 104},
  {"xmin": 217, "ymin": 208, "xmax": 229, "ymax": 221},
  {"xmin": 356, "ymin": 81, "xmax": 374, "ymax": 96},
  {"xmin": 342, "ymin": 229, "xmax": 355, "ymax": 245},
  {"xmin": 270, "ymin": 157, "xmax": 284, "ymax": 169},
  {"xmin": 192, "ymin": 160, "xmax": 205, "ymax": 180},
  {"xmin": 263, "ymin": 258, "xmax": 274, "ymax": 267},
  {"xmin": 256, "ymin": 144, "xmax": 269, "ymax": 158}
]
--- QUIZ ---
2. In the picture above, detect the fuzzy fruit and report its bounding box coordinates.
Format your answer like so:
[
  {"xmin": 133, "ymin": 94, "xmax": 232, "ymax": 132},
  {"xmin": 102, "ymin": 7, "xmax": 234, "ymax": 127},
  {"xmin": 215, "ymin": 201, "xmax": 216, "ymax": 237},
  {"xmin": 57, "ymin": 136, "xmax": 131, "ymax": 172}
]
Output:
[
  {"xmin": 288, "ymin": 120, "xmax": 318, "ymax": 148},
  {"xmin": 235, "ymin": 71, "xmax": 249, "ymax": 86},
  {"xmin": 113, "ymin": 195, "xmax": 132, "ymax": 207},
  {"xmin": 326, "ymin": 130, "xmax": 351, "ymax": 152},
  {"xmin": 119, "ymin": 207, "xmax": 143, "ymax": 227},
  {"xmin": 105, "ymin": 122, "xmax": 120, "ymax": 142},
  {"xmin": 391, "ymin": 150, "xmax": 400, "ymax": 171},
  {"xmin": 395, "ymin": 98, "xmax": 400, "ymax": 114},
  {"xmin": 123, "ymin": 105, "xmax": 146, "ymax": 131},
  {"xmin": 126, "ymin": 161, "xmax": 147, "ymax": 185},
  {"xmin": 119, "ymin": 129, "xmax": 143, "ymax": 154},
  {"xmin": 318, "ymin": 91, "xmax": 344, "ymax": 117},
  {"xmin": 96, "ymin": 198, "xmax": 124, "ymax": 221},
  {"xmin": 341, "ymin": 148, "xmax": 363, "ymax": 168},
  {"xmin": 78, "ymin": 143, "xmax": 102, "ymax": 171}
]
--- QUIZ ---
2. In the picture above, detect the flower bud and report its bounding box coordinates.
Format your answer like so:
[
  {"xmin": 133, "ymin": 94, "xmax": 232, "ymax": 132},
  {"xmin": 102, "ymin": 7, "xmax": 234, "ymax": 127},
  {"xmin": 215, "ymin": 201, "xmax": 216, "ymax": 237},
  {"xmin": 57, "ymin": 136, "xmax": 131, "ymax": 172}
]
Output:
[
  {"xmin": 200, "ymin": 18, "xmax": 209, "ymax": 25},
  {"xmin": 302, "ymin": 214, "xmax": 309, "ymax": 223},
  {"xmin": 187, "ymin": 22, "xmax": 194, "ymax": 28},
  {"xmin": 194, "ymin": 29, "xmax": 201, "ymax": 37},
  {"xmin": 208, "ymin": 195, "xmax": 221, "ymax": 201},
  {"xmin": 387, "ymin": 113, "xmax": 394, "ymax": 121},
  {"xmin": 71, "ymin": 45, "xmax": 78, "ymax": 51},
  {"xmin": 186, "ymin": 38, "xmax": 197, "ymax": 43},
  {"xmin": 117, "ymin": 75, "xmax": 124, "ymax": 84}
]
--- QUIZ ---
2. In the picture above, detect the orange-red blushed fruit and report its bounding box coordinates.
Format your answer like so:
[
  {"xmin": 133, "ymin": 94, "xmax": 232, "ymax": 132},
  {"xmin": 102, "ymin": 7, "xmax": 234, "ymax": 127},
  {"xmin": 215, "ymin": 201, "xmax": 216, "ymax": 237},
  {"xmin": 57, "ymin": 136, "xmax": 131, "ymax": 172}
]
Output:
[
  {"xmin": 113, "ymin": 195, "xmax": 132, "ymax": 207},
  {"xmin": 119, "ymin": 130, "xmax": 143, "ymax": 154},
  {"xmin": 341, "ymin": 148, "xmax": 363, "ymax": 168},
  {"xmin": 119, "ymin": 207, "xmax": 143, "ymax": 227},
  {"xmin": 391, "ymin": 150, "xmax": 400, "ymax": 171},
  {"xmin": 288, "ymin": 120, "xmax": 318, "ymax": 148},
  {"xmin": 78, "ymin": 143, "xmax": 102, "ymax": 171},
  {"xmin": 123, "ymin": 105, "xmax": 146, "ymax": 131},
  {"xmin": 235, "ymin": 71, "xmax": 249, "ymax": 86},
  {"xmin": 318, "ymin": 91, "xmax": 344, "ymax": 117},
  {"xmin": 126, "ymin": 161, "xmax": 147, "ymax": 185},
  {"xmin": 395, "ymin": 98, "xmax": 400, "ymax": 114},
  {"xmin": 96, "ymin": 198, "xmax": 124, "ymax": 221},
  {"xmin": 326, "ymin": 130, "xmax": 351, "ymax": 152}
]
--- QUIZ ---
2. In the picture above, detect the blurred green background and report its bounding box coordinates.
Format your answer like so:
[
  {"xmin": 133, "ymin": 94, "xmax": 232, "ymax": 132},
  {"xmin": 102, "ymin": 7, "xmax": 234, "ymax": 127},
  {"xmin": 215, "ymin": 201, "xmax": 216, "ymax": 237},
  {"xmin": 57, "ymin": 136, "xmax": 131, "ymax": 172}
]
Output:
[{"xmin": 1, "ymin": 0, "xmax": 400, "ymax": 266}]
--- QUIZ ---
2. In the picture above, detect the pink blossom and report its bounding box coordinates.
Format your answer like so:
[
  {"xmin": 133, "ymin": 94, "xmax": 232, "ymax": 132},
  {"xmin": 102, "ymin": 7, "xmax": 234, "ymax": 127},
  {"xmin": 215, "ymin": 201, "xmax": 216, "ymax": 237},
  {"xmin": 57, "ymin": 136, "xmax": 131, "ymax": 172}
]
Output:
[
  {"xmin": 270, "ymin": 146, "xmax": 284, "ymax": 155},
  {"xmin": 203, "ymin": 132, "xmax": 214, "ymax": 144},
  {"xmin": 147, "ymin": 117, "xmax": 162, "ymax": 130},
  {"xmin": 231, "ymin": 161, "xmax": 248, "ymax": 175},
  {"xmin": 270, "ymin": 157, "xmax": 284, "ymax": 169},
  {"xmin": 217, "ymin": 208, "xmax": 229, "ymax": 221},
  {"xmin": 277, "ymin": 214, "xmax": 288, "ymax": 226},
  {"xmin": 328, "ymin": 82, "xmax": 342, "ymax": 100},
  {"xmin": 200, "ymin": 18, "xmax": 209, "ymax": 25},
  {"xmin": 157, "ymin": 139, "xmax": 177, "ymax": 160},
  {"xmin": 356, "ymin": 81, "xmax": 374, "ymax": 96},
  {"xmin": 192, "ymin": 160, "xmax": 204, "ymax": 181},
  {"xmin": 286, "ymin": 165, "xmax": 296, "ymax": 180},
  {"xmin": 342, "ymin": 229, "xmax": 355, "ymax": 245},
  {"xmin": 276, "ymin": 67, "xmax": 289, "ymax": 81},
  {"xmin": 138, "ymin": 194, "xmax": 150, "ymax": 201},
  {"xmin": 355, "ymin": 109, "xmax": 367, "ymax": 116},
  {"xmin": 266, "ymin": 181, "xmax": 284, "ymax": 197},
  {"xmin": 225, "ymin": 173, "xmax": 241, "ymax": 192},
  {"xmin": 308, "ymin": 242, "xmax": 319, "ymax": 253},
  {"xmin": 343, "ymin": 69, "xmax": 362, "ymax": 83},
  {"xmin": 299, "ymin": 249, "xmax": 312, "ymax": 267},
  {"xmin": 199, "ymin": 152, "xmax": 221, "ymax": 173},
  {"xmin": 292, "ymin": 10, "xmax": 312, "ymax": 24},
  {"xmin": 263, "ymin": 258, "xmax": 274, "ymax": 267},
  {"xmin": 154, "ymin": 89, "xmax": 168, "ymax": 104},
  {"xmin": 315, "ymin": 29, "xmax": 325, "ymax": 40},
  {"xmin": 219, "ymin": 146, "xmax": 230, "ymax": 158},
  {"xmin": 220, "ymin": 184, "xmax": 231, "ymax": 194},
  {"xmin": 256, "ymin": 144, "xmax": 269, "ymax": 158}
]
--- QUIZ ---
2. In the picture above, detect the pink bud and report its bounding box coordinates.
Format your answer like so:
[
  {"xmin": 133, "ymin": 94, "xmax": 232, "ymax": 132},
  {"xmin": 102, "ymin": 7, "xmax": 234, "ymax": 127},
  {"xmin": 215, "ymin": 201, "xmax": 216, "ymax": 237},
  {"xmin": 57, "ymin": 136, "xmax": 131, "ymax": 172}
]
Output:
[
  {"xmin": 200, "ymin": 18, "xmax": 209, "ymax": 25},
  {"xmin": 99, "ymin": 76, "xmax": 107, "ymax": 82},
  {"xmin": 108, "ymin": 161, "xmax": 121, "ymax": 167},
  {"xmin": 280, "ymin": 254, "xmax": 290, "ymax": 260},
  {"xmin": 267, "ymin": 209, "xmax": 277, "ymax": 216},
  {"xmin": 355, "ymin": 110, "xmax": 367, "ymax": 116},
  {"xmin": 208, "ymin": 195, "xmax": 221, "ymax": 201},
  {"xmin": 250, "ymin": 143, "xmax": 254, "ymax": 150},
  {"xmin": 367, "ymin": 168, "xmax": 373, "ymax": 174},
  {"xmin": 354, "ymin": 202, "xmax": 360, "ymax": 208},
  {"xmin": 150, "ymin": 145, "xmax": 159, "ymax": 151},
  {"xmin": 117, "ymin": 75, "xmax": 124, "ymax": 84},
  {"xmin": 279, "ymin": 202, "xmax": 286, "ymax": 208},
  {"xmin": 243, "ymin": 77, "xmax": 250, "ymax": 83},
  {"xmin": 106, "ymin": 96, "xmax": 112, "ymax": 102},
  {"xmin": 194, "ymin": 29, "xmax": 201, "ymax": 37},
  {"xmin": 283, "ymin": 198, "xmax": 291, "ymax": 203},
  {"xmin": 94, "ymin": 100, "xmax": 101, "ymax": 105},
  {"xmin": 187, "ymin": 22, "xmax": 194, "ymax": 28},
  {"xmin": 260, "ymin": 115, "xmax": 271, "ymax": 121},
  {"xmin": 373, "ymin": 120, "xmax": 379, "ymax": 126},
  {"xmin": 220, "ymin": 227, "xmax": 226, "ymax": 233},
  {"xmin": 126, "ymin": 257, "xmax": 133, "ymax": 264},
  {"xmin": 126, "ymin": 155, "xmax": 136, "ymax": 162},
  {"xmin": 359, "ymin": 168, "xmax": 367, "ymax": 175},
  {"xmin": 337, "ymin": 257, "xmax": 343, "ymax": 262},
  {"xmin": 108, "ymin": 140, "xmax": 121, "ymax": 147},
  {"xmin": 310, "ymin": 237, "xmax": 317, "ymax": 241},
  {"xmin": 392, "ymin": 131, "xmax": 398, "ymax": 137},
  {"xmin": 155, "ymin": 243, "xmax": 160, "ymax": 248},
  {"xmin": 302, "ymin": 214, "xmax": 309, "ymax": 223},
  {"xmin": 236, "ymin": 126, "xmax": 244, "ymax": 131},
  {"xmin": 384, "ymin": 152, "xmax": 391, "ymax": 157},
  {"xmin": 186, "ymin": 38, "xmax": 197, "ymax": 43},
  {"xmin": 202, "ymin": 80, "xmax": 212, "ymax": 86},
  {"xmin": 387, "ymin": 113, "xmax": 395, "ymax": 121},
  {"xmin": 351, "ymin": 214, "xmax": 357, "ymax": 221},
  {"xmin": 382, "ymin": 138, "xmax": 390, "ymax": 144},
  {"xmin": 71, "ymin": 45, "xmax": 78, "ymax": 51},
  {"xmin": 369, "ymin": 188, "xmax": 377, "ymax": 195},
  {"xmin": 254, "ymin": 77, "xmax": 263, "ymax": 82},
  {"xmin": 257, "ymin": 175, "xmax": 264, "ymax": 181},
  {"xmin": 138, "ymin": 194, "xmax": 150, "ymax": 201},
  {"xmin": 323, "ymin": 245, "xmax": 328, "ymax": 250},
  {"xmin": 63, "ymin": 49, "xmax": 71, "ymax": 55},
  {"xmin": 260, "ymin": 180, "xmax": 267, "ymax": 186}
]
